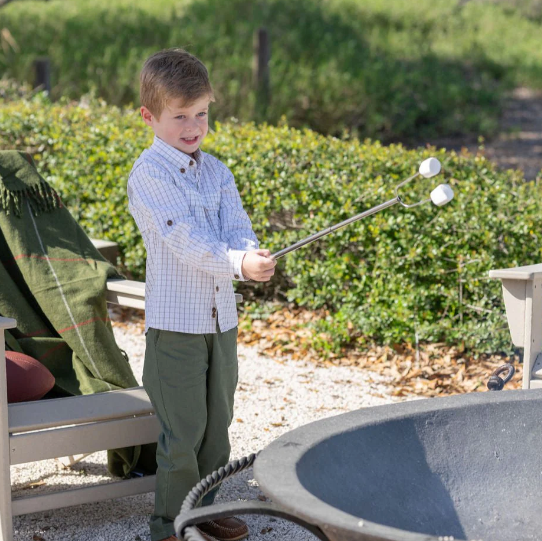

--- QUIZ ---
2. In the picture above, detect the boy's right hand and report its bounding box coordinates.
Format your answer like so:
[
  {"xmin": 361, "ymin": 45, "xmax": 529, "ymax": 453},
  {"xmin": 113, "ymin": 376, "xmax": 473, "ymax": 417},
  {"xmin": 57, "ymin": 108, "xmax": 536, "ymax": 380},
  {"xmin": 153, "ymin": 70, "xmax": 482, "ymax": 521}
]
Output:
[{"xmin": 241, "ymin": 249, "xmax": 276, "ymax": 282}]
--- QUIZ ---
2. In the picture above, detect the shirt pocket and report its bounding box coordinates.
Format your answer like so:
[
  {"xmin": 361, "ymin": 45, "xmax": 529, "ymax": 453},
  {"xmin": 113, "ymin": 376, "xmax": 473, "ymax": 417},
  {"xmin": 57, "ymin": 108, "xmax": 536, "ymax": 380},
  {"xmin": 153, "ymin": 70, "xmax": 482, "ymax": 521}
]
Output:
[
  {"xmin": 185, "ymin": 188, "xmax": 221, "ymax": 234},
  {"xmin": 203, "ymin": 195, "xmax": 221, "ymax": 237}
]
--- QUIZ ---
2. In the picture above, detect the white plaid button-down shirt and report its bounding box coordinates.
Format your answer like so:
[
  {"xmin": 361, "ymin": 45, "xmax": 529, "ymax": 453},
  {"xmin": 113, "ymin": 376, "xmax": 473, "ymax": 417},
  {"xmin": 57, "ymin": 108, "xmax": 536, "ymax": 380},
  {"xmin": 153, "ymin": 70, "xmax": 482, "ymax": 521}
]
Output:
[{"xmin": 127, "ymin": 136, "xmax": 258, "ymax": 334}]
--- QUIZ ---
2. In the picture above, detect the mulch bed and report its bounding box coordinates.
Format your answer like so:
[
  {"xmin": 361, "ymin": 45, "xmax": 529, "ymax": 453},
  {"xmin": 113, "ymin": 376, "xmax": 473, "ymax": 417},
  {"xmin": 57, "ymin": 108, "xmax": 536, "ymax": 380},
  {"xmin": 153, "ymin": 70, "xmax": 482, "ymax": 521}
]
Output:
[{"xmin": 111, "ymin": 304, "xmax": 522, "ymax": 398}]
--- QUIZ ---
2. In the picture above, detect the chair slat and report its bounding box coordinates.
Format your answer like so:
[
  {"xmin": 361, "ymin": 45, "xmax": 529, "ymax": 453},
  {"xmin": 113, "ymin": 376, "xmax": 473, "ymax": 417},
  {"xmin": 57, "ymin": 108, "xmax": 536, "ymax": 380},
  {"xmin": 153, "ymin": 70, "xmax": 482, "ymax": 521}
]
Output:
[
  {"xmin": 9, "ymin": 387, "xmax": 154, "ymax": 433},
  {"xmin": 10, "ymin": 415, "xmax": 160, "ymax": 465},
  {"xmin": 12, "ymin": 475, "xmax": 156, "ymax": 516}
]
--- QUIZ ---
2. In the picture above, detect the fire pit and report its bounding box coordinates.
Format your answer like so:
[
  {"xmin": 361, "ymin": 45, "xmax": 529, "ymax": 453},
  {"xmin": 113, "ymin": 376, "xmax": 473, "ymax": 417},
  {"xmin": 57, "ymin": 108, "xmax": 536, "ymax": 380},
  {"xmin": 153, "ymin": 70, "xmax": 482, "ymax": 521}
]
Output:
[
  {"xmin": 252, "ymin": 388, "xmax": 541, "ymax": 541},
  {"xmin": 177, "ymin": 388, "xmax": 539, "ymax": 541}
]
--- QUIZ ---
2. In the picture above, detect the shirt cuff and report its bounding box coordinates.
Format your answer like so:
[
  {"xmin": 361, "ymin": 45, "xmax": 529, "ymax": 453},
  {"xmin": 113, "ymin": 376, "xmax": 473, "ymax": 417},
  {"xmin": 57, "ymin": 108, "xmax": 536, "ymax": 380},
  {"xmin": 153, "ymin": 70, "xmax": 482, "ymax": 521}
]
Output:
[{"xmin": 229, "ymin": 249, "xmax": 247, "ymax": 281}]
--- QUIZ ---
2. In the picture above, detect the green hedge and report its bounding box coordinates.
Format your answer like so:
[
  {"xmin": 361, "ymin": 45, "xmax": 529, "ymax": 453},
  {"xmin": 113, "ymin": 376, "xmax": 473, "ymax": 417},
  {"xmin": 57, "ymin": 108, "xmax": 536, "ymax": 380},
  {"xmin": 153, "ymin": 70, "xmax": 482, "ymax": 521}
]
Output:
[
  {"xmin": 7, "ymin": 0, "xmax": 542, "ymax": 140},
  {"xmin": 1, "ymin": 94, "xmax": 541, "ymax": 354}
]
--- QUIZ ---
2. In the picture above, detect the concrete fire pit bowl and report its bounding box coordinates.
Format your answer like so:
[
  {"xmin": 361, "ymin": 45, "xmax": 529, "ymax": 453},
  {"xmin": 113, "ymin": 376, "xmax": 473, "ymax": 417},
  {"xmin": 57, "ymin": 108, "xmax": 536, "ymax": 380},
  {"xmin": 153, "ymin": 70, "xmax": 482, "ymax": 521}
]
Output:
[{"xmin": 254, "ymin": 388, "xmax": 541, "ymax": 541}]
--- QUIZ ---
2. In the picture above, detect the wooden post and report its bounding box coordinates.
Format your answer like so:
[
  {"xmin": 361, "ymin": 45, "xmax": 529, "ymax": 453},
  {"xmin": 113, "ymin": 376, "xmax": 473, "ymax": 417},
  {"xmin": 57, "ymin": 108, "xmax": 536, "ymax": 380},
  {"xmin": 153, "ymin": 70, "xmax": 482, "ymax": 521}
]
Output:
[
  {"xmin": 253, "ymin": 27, "xmax": 270, "ymax": 120},
  {"xmin": 33, "ymin": 58, "xmax": 51, "ymax": 94}
]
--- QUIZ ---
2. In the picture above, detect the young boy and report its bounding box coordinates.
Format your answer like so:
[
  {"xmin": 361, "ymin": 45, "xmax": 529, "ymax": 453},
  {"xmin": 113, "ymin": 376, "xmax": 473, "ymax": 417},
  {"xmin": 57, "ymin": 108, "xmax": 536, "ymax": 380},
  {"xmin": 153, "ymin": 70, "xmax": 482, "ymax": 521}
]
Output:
[{"xmin": 128, "ymin": 48, "xmax": 276, "ymax": 541}]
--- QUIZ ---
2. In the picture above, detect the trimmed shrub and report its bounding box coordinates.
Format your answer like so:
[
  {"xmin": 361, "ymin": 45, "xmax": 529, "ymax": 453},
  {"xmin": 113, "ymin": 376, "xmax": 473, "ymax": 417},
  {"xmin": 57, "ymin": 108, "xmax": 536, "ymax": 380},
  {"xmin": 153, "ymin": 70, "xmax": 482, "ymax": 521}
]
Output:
[{"xmin": 1, "ymin": 94, "xmax": 541, "ymax": 354}]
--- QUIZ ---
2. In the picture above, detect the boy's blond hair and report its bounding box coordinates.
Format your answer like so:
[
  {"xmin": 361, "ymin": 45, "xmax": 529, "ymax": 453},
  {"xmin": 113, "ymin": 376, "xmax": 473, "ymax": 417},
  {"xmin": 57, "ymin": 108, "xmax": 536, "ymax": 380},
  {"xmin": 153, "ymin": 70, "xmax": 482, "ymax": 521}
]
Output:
[{"xmin": 140, "ymin": 48, "xmax": 215, "ymax": 117}]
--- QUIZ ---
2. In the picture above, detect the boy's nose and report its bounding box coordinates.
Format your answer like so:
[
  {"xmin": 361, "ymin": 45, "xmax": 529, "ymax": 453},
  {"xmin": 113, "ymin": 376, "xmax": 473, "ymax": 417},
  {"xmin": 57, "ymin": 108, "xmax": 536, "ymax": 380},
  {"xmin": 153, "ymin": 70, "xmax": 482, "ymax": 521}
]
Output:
[{"xmin": 184, "ymin": 119, "xmax": 198, "ymax": 132}]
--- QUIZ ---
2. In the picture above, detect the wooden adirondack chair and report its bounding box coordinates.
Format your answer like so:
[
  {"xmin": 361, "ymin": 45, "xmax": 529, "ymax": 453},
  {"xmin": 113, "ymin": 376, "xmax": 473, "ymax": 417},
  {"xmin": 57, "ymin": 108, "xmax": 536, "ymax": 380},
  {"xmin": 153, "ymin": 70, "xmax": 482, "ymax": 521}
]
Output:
[
  {"xmin": 0, "ymin": 276, "xmax": 158, "ymax": 541},
  {"xmin": 490, "ymin": 263, "xmax": 542, "ymax": 389},
  {"xmin": 0, "ymin": 234, "xmax": 244, "ymax": 540}
]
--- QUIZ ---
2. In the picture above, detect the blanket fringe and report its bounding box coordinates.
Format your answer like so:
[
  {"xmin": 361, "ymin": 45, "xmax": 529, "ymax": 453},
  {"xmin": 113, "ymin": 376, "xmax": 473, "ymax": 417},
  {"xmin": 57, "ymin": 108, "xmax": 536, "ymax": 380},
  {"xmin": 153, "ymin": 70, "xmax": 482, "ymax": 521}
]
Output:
[{"xmin": 0, "ymin": 181, "xmax": 61, "ymax": 217}]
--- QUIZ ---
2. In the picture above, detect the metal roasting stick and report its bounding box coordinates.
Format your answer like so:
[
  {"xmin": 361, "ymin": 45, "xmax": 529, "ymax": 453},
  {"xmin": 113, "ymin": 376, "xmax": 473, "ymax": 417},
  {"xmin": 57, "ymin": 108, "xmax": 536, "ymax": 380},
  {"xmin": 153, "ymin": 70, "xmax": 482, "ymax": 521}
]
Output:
[
  {"xmin": 271, "ymin": 197, "xmax": 399, "ymax": 260},
  {"xmin": 271, "ymin": 158, "xmax": 452, "ymax": 260}
]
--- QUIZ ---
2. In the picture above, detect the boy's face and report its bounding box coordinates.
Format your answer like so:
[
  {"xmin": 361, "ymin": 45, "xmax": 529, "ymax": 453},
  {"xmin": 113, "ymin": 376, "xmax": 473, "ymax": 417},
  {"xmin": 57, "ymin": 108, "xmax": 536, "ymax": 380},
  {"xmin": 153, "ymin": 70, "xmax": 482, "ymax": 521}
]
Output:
[{"xmin": 141, "ymin": 95, "xmax": 210, "ymax": 155}]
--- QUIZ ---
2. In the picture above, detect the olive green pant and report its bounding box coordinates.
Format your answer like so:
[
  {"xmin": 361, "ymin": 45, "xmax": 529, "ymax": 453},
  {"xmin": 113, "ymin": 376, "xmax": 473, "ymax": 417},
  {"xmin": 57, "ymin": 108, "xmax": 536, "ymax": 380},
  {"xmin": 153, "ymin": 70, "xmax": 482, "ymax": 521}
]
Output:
[{"xmin": 143, "ymin": 326, "xmax": 238, "ymax": 541}]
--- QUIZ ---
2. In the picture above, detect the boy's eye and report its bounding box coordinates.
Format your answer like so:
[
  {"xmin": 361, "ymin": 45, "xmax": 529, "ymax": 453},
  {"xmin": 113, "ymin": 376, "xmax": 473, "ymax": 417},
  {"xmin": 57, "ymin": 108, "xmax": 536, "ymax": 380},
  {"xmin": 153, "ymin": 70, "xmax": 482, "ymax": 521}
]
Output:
[
  {"xmin": 197, "ymin": 112, "xmax": 208, "ymax": 117},
  {"xmin": 175, "ymin": 115, "xmax": 185, "ymax": 120}
]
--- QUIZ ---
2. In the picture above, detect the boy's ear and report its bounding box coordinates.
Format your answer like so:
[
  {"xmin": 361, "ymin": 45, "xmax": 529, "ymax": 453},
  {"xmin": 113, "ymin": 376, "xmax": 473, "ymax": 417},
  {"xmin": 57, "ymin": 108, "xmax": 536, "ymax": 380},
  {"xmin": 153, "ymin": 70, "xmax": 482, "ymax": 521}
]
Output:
[{"xmin": 140, "ymin": 106, "xmax": 154, "ymax": 126}]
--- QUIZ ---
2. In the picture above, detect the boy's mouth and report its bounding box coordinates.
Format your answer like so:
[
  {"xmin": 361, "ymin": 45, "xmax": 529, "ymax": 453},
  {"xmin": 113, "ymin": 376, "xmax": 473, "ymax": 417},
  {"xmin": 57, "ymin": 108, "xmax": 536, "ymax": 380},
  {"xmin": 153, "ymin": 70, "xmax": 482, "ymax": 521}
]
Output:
[{"xmin": 180, "ymin": 136, "xmax": 200, "ymax": 146}]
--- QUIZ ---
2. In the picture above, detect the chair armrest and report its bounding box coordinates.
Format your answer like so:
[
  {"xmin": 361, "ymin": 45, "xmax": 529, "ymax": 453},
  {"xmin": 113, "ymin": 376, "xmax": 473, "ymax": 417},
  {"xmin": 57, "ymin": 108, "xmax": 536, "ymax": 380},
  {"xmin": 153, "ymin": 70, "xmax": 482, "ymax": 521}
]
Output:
[
  {"xmin": 106, "ymin": 279, "xmax": 242, "ymax": 310},
  {"xmin": 0, "ymin": 317, "xmax": 16, "ymax": 331},
  {"xmin": 489, "ymin": 263, "xmax": 542, "ymax": 281},
  {"xmin": 106, "ymin": 279, "xmax": 145, "ymax": 310}
]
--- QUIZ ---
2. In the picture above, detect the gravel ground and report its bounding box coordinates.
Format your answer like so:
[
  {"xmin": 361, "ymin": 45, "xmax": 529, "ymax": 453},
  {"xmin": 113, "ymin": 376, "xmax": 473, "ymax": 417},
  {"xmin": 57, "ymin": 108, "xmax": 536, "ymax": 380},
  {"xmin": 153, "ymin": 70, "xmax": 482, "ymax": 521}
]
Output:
[{"xmin": 11, "ymin": 322, "xmax": 408, "ymax": 541}]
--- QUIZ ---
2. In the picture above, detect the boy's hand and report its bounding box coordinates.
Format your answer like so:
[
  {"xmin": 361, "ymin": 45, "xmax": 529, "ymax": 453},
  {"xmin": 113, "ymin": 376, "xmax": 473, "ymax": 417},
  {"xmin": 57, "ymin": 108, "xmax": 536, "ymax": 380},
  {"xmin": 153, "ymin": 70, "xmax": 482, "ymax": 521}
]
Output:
[{"xmin": 241, "ymin": 249, "xmax": 276, "ymax": 282}]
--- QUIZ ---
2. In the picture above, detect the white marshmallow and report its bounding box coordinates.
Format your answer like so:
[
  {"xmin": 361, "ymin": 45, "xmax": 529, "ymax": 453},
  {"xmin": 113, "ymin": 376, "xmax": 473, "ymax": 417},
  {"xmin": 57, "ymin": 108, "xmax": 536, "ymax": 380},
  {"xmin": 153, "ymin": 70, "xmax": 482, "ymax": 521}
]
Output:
[
  {"xmin": 430, "ymin": 184, "xmax": 454, "ymax": 206},
  {"xmin": 419, "ymin": 157, "xmax": 441, "ymax": 178}
]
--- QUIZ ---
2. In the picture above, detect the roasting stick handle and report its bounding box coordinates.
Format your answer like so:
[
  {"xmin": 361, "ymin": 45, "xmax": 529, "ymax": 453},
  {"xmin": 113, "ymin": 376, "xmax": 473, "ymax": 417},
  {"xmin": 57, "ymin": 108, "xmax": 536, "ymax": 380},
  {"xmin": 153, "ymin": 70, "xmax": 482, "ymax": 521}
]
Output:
[{"xmin": 271, "ymin": 196, "xmax": 399, "ymax": 260}]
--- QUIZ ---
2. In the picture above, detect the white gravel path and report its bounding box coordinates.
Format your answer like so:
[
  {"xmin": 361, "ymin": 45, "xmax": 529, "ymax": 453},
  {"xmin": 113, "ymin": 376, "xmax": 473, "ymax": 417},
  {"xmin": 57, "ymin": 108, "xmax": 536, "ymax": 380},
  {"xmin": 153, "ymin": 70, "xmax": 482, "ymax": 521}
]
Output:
[{"xmin": 11, "ymin": 322, "xmax": 406, "ymax": 541}]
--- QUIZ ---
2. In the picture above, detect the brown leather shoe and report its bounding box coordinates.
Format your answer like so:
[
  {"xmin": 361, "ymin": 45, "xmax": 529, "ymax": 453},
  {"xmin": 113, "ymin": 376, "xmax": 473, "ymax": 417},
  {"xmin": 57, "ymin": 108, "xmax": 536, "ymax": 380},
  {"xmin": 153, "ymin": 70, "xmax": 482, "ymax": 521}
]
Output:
[
  {"xmin": 161, "ymin": 528, "xmax": 218, "ymax": 541},
  {"xmin": 198, "ymin": 517, "xmax": 249, "ymax": 540}
]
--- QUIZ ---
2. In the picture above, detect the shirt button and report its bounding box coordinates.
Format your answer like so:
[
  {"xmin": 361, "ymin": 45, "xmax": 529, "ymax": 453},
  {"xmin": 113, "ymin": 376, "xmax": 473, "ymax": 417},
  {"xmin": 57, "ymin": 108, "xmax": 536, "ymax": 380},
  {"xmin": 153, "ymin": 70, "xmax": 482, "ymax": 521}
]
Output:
[
  {"xmin": 167, "ymin": 220, "xmax": 173, "ymax": 226},
  {"xmin": 211, "ymin": 307, "xmax": 217, "ymax": 318},
  {"xmin": 180, "ymin": 168, "xmax": 186, "ymax": 173},
  {"xmin": 234, "ymin": 274, "xmax": 240, "ymax": 279},
  {"xmin": 216, "ymin": 286, "xmax": 219, "ymax": 292},
  {"xmin": 189, "ymin": 160, "xmax": 195, "ymax": 166}
]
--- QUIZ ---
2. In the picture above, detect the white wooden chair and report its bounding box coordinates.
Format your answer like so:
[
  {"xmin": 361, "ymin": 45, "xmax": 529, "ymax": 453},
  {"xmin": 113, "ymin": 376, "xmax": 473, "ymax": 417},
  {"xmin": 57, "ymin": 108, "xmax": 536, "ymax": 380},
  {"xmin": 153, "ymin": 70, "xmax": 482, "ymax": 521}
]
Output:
[
  {"xmin": 0, "ymin": 272, "xmax": 243, "ymax": 541},
  {"xmin": 0, "ymin": 278, "xmax": 157, "ymax": 541},
  {"xmin": 490, "ymin": 263, "xmax": 542, "ymax": 389}
]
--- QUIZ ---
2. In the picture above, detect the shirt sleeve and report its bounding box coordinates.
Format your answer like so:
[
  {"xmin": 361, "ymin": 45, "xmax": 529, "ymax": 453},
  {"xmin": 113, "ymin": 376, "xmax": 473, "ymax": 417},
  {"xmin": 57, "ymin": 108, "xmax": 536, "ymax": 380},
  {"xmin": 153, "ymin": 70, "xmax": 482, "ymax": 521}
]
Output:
[
  {"xmin": 128, "ymin": 164, "xmax": 247, "ymax": 280},
  {"xmin": 219, "ymin": 169, "xmax": 259, "ymax": 252}
]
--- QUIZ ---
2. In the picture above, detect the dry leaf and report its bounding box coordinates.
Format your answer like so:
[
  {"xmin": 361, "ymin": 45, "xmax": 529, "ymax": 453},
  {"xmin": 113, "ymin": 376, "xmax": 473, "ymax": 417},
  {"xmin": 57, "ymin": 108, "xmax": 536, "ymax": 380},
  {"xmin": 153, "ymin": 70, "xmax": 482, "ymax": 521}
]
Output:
[{"xmin": 22, "ymin": 481, "xmax": 47, "ymax": 490}]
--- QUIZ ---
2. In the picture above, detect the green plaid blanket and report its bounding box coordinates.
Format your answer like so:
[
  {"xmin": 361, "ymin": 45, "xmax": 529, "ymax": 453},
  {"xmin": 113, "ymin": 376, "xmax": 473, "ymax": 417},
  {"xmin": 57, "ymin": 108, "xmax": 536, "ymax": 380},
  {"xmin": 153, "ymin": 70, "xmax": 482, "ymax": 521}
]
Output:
[{"xmin": 0, "ymin": 150, "xmax": 155, "ymax": 477}]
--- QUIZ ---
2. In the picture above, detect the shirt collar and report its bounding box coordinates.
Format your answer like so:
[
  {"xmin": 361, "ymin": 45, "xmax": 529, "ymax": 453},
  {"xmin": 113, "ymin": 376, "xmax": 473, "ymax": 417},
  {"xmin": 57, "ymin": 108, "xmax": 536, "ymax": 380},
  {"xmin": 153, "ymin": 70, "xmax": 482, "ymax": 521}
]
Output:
[{"xmin": 150, "ymin": 136, "xmax": 204, "ymax": 172}]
